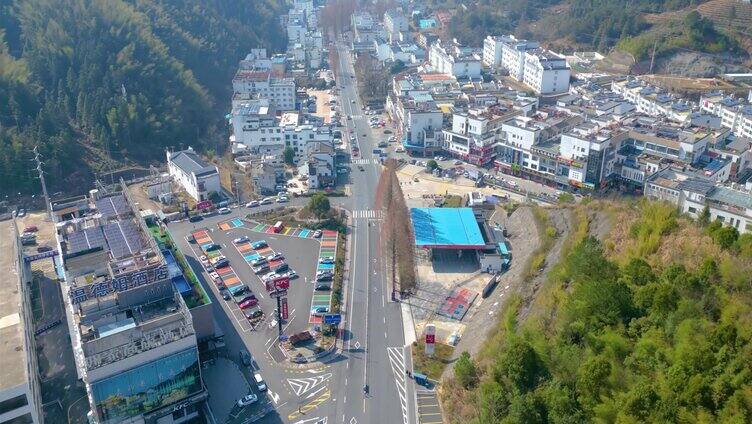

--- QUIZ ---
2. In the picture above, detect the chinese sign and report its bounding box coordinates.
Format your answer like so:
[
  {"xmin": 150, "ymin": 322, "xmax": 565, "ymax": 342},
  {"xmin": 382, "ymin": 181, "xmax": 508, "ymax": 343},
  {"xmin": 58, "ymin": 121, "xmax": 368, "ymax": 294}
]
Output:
[{"xmin": 70, "ymin": 264, "xmax": 169, "ymax": 304}]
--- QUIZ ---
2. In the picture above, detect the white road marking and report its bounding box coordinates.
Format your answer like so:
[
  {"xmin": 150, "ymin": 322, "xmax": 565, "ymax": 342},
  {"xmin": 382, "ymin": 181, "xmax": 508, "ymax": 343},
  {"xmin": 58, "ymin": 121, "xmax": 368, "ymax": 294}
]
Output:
[
  {"xmin": 287, "ymin": 373, "xmax": 332, "ymax": 396},
  {"xmin": 305, "ymin": 385, "xmax": 327, "ymax": 400},
  {"xmin": 268, "ymin": 390, "xmax": 280, "ymax": 404},
  {"xmin": 387, "ymin": 347, "xmax": 409, "ymax": 424}
]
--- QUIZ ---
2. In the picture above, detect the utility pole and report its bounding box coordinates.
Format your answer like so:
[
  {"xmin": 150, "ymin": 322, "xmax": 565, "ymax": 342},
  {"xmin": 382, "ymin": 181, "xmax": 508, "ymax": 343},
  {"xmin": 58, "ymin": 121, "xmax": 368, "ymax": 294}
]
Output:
[{"xmin": 32, "ymin": 146, "xmax": 51, "ymax": 219}]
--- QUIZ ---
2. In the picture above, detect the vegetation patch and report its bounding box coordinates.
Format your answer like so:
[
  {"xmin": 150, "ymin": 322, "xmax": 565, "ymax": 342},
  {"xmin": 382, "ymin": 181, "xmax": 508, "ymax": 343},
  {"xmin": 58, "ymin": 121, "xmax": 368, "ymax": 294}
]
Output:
[{"xmin": 412, "ymin": 340, "xmax": 455, "ymax": 381}]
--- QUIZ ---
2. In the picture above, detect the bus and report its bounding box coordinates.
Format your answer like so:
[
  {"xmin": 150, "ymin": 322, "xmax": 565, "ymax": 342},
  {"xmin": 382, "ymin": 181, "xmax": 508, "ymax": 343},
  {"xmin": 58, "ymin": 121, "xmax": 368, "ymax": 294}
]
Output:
[{"xmin": 273, "ymin": 221, "xmax": 284, "ymax": 233}]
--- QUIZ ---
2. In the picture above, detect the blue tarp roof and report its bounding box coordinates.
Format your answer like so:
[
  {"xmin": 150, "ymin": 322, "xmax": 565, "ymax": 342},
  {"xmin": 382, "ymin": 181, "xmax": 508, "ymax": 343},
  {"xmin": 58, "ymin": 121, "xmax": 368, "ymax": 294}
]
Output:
[{"xmin": 411, "ymin": 208, "xmax": 486, "ymax": 249}]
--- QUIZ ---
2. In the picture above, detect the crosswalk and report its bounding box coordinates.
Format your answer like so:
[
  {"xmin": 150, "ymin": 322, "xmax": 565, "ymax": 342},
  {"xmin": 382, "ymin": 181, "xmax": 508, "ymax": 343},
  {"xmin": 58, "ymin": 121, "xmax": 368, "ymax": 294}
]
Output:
[
  {"xmin": 352, "ymin": 158, "xmax": 379, "ymax": 165},
  {"xmin": 387, "ymin": 347, "xmax": 409, "ymax": 424},
  {"xmin": 352, "ymin": 209, "xmax": 383, "ymax": 219}
]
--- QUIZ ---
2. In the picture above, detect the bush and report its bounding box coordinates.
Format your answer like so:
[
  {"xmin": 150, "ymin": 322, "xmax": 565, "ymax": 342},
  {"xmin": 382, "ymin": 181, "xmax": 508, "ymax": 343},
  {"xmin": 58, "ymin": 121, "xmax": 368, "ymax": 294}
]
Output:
[{"xmin": 454, "ymin": 351, "xmax": 478, "ymax": 389}]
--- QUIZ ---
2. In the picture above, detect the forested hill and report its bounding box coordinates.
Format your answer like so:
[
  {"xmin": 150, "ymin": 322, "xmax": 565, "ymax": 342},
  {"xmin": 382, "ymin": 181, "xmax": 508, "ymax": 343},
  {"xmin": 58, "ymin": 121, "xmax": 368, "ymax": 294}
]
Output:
[{"xmin": 0, "ymin": 0, "xmax": 286, "ymax": 194}]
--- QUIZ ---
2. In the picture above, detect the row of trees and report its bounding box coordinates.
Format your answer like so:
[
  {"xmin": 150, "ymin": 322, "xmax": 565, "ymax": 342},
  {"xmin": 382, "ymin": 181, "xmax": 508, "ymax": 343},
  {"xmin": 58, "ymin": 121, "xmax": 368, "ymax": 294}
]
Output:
[
  {"xmin": 0, "ymin": 0, "xmax": 287, "ymax": 195},
  {"xmin": 375, "ymin": 159, "xmax": 416, "ymax": 292},
  {"xmin": 444, "ymin": 201, "xmax": 752, "ymax": 422}
]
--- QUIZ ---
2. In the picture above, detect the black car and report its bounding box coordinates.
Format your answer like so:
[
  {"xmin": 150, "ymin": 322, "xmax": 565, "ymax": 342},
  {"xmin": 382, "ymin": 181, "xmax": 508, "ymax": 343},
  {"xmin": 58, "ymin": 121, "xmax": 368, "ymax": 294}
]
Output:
[
  {"xmin": 189, "ymin": 215, "xmax": 203, "ymax": 222},
  {"xmin": 316, "ymin": 274, "xmax": 333, "ymax": 282},
  {"xmin": 214, "ymin": 258, "xmax": 229, "ymax": 268},
  {"xmin": 244, "ymin": 307, "xmax": 263, "ymax": 320},
  {"xmin": 315, "ymin": 283, "xmax": 331, "ymax": 291},
  {"xmin": 36, "ymin": 245, "xmax": 53, "ymax": 253},
  {"xmin": 220, "ymin": 290, "xmax": 231, "ymax": 301},
  {"xmin": 272, "ymin": 263, "xmax": 289, "ymax": 273}
]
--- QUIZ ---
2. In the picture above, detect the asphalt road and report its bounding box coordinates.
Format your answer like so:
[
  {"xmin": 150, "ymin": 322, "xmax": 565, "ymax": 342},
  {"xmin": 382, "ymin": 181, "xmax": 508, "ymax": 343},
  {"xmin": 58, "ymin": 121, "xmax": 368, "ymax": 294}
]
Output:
[{"xmin": 329, "ymin": 39, "xmax": 410, "ymax": 424}]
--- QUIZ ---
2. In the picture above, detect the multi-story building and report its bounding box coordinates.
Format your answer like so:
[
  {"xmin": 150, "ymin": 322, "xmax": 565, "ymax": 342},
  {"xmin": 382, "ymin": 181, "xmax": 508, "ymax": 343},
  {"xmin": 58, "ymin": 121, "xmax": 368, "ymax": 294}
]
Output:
[
  {"xmin": 559, "ymin": 123, "xmax": 627, "ymax": 188},
  {"xmin": 522, "ymin": 49, "xmax": 571, "ymax": 95},
  {"xmin": 700, "ymin": 92, "xmax": 752, "ymax": 138},
  {"xmin": 56, "ymin": 186, "xmax": 207, "ymax": 424},
  {"xmin": 232, "ymin": 70, "xmax": 296, "ymax": 111},
  {"xmin": 428, "ymin": 40, "xmax": 482, "ymax": 79},
  {"xmin": 0, "ymin": 220, "xmax": 43, "ymax": 424},
  {"xmin": 352, "ymin": 12, "xmax": 378, "ymax": 43},
  {"xmin": 443, "ymin": 106, "xmax": 519, "ymax": 165},
  {"xmin": 482, "ymin": 36, "xmax": 506, "ymax": 69},
  {"xmin": 499, "ymin": 35, "xmax": 539, "ymax": 80},
  {"xmin": 230, "ymin": 106, "xmax": 334, "ymax": 165},
  {"xmin": 384, "ymin": 9, "xmax": 409, "ymax": 42},
  {"xmin": 387, "ymin": 93, "xmax": 444, "ymax": 156}
]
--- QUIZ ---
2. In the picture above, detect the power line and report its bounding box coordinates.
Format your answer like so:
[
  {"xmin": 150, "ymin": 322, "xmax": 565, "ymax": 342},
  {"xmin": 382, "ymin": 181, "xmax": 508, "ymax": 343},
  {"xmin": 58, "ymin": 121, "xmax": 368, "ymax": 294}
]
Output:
[{"xmin": 32, "ymin": 146, "xmax": 51, "ymax": 219}]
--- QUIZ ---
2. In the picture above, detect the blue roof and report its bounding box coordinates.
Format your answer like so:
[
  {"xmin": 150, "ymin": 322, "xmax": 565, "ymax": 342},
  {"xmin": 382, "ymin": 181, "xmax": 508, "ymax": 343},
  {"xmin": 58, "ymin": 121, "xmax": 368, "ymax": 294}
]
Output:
[
  {"xmin": 172, "ymin": 277, "xmax": 192, "ymax": 295},
  {"xmin": 411, "ymin": 208, "xmax": 486, "ymax": 248}
]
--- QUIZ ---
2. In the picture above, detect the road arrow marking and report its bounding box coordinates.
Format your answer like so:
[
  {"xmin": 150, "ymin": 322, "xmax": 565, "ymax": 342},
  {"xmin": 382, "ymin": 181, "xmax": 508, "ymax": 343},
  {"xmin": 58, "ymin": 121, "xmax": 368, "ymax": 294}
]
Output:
[{"xmin": 268, "ymin": 390, "xmax": 280, "ymax": 404}]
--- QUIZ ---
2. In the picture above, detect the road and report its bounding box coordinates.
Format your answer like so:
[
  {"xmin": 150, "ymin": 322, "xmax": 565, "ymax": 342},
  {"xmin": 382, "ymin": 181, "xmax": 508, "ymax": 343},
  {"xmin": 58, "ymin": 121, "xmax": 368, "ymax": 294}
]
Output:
[{"xmin": 330, "ymin": 39, "xmax": 411, "ymax": 424}]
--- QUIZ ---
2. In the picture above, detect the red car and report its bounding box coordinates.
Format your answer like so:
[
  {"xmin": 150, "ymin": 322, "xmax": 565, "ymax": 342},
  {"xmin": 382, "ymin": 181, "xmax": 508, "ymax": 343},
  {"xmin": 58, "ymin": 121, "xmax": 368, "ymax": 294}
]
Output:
[
  {"xmin": 239, "ymin": 297, "xmax": 259, "ymax": 309},
  {"xmin": 24, "ymin": 226, "xmax": 38, "ymax": 233}
]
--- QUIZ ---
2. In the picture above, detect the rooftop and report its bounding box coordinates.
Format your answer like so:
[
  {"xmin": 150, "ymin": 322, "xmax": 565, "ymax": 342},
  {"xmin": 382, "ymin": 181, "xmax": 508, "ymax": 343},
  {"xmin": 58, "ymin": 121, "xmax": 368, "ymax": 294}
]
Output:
[
  {"xmin": 411, "ymin": 208, "xmax": 486, "ymax": 249},
  {"xmin": 708, "ymin": 186, "xmax": 752, "ymax": 210},
  {"xmin": 168, "ymin": 148, "xmax": 217, "ymax": 177},
  {"xmin": 0, "ymin": 220, "xmax": 27, "ymax": 390}
]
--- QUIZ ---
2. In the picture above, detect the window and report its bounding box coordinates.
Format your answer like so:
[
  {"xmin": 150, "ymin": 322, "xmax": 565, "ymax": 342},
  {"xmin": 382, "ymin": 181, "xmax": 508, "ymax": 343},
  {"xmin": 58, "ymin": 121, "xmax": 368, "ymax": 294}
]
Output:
[{"xmin": 0, "ymin": 394, "xmax": 28, "ymax": 415}]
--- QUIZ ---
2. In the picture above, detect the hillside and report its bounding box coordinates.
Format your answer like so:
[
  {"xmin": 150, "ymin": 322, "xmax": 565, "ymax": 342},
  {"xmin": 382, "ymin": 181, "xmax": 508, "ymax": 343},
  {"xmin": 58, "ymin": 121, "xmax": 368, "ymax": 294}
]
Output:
[
  {"xmin": 441, "ymin": 200, "xmax": 752, "ymax": 423},
  {"xmin": 0, "ymin": 0, "xmax": 286, "ymax": 195},
  {"xmin": 446, "ymin": 0, "xmax": 749, "ymax": 75}
]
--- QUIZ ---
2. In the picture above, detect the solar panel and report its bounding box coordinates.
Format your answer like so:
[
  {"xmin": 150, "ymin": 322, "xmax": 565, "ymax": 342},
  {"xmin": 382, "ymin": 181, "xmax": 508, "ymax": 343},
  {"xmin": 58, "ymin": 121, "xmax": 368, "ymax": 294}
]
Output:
[
  {"xmin": 96, "ymin": 194, "xmax": 128, "ymax": 219},
  {"xmin": 67, "ymin": 227, "xmax": 106, "ymax": 254},
  {"xmin": 103, "ymin": 220, "xmax": 146, "ymax": 258}
]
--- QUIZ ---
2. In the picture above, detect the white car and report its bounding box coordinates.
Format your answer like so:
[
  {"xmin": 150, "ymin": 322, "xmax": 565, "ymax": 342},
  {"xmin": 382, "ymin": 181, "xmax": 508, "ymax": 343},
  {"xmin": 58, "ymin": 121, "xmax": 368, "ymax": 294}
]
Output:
[
  {"xmin": 237, "ymin": 394, "xmax": 258, "ymax": 407},
  {"xmin": 261, "ymin": 272, "xmax": 280, "ymax": 282},
  {"xmin": 246, "ymin": 201, "xmax": 259, "ymax": 208},
  {"xmin": 218, "ymin": 207, "xmax": 231, "ymax": 214},
  {"xmin": 233, "ymin": 236, "xmax": 250, "ymax": 244},
  {"xmin": 276, "ymin": 196, "xmax": 289, "ymax": 203},
  {"xmin": 266, "ymin": 252, "xmax": 284, "ymax": 261}
]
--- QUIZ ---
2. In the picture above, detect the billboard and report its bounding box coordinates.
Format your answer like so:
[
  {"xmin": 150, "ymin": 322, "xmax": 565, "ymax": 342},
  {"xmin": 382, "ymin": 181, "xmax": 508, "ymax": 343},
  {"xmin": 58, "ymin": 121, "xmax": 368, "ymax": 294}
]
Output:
[
  {"xmin": 425, "ymin": 324, "xmax": 436, "ymax": 357},
  {"xmin": 281, "ymin": 297, "xmax": 289, "ymax": 320},
  {"xmin": 69, "ymin": 264, "xmax": 169, "ymax": 304}
]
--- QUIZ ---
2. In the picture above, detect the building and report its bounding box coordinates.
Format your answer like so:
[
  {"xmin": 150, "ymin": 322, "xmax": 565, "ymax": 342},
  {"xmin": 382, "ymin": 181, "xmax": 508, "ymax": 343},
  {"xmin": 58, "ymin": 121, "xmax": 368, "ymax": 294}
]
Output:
[
  {"xmin": 700, "ymin": 92, "xmax": 752, "ymax": 138},
  {"xmin": 166, "ymin": 147, "xmax": 221, "ymax": 202},
  {"xmin": 428, "ymin": 40, "xmax": 482, "ymax": 79},
  {"xmin": 443, "ymin": 106, "xmax": 519, "ymax": 165},
  {"xmin": 559, "ymin": 123, "xmax": 627, "ymax": 188},
  {"xmin": 232, "ymin": 70, "xmax": 296, "ymax": 111},
  {"xmin": 239, "ymin": 49, "xmax": 271, "ymax": 71},
  {"xmin": 646, "ymin": 167, "xmax": 752, "ymax": 233},
  {"xmin": 384, "ymin": 9, "xmax": 409, "ymax": 42},
  {"xmin": 387, "ymin": 93, "xmax": 444, "ymax": 156},
  {"xmin": 230, "ymin": 106, "xmax": 335, "ymax": 165},
  {"xmin": 352, "ymin": 12, "xmax": 378, "ymax": 43},
  {"xmin": 0, "ymin": 220, "xmax": 43, "ymax": 424},
  {"xmin": 522, "ymin": 49, "xmax": 571, "ymax": 95},
  {"xmin": 56, "ymin": 186, "xmax": 207, "ymax": 424},
  {"xmin": 499, "ymin": 35, "xmax": 539, "ymax": 80},
  {"xmin": 482, "ymin": 36, "xmax": 506, "ymax": 69}
]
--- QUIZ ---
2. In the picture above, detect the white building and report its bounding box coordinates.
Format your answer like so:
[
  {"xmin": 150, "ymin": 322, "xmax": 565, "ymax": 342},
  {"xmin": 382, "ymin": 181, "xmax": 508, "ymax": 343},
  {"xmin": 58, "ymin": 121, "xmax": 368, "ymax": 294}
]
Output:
[
  {"xmin": 499, "ymin": 35, "xmax": 539, "ymax": 80},
  {"xmin": 0, "ymin": 220, "xmax": 43, "ymax": 424},
  {"xmin": 522, "ymin": 49, "xmax": 571, "ymax": 95},
  {"xmin": 384, "ymin": 9, "xmax": 409, "ymax": 42},
  {"xmin": 443, "ymin": 106, "xmax": 517, "ymax": 165},
  {"xmin": 387, "ymin": 93, "xmax": 444, "ymax": 156},
  {"xmin": 700, "ymin": 93, "xmax": 752, "ymax": 138},
  {"xmin": 167, "ymin": 147, "xmax": 221, "ymax": 202},
  {"xmin": 239, "ymin": 49, "xmax": 271, "ymax": 70},
  {"xmin": 232, "ymin": 70, "xmax": 296, "ymax": 111},
  {"xmin": 428, "ymin": 40, "xmax": 482, "ymax": 79},
  {"xmin": 482, "ymin": 35, "xmax": 509, "ymax": 69}
]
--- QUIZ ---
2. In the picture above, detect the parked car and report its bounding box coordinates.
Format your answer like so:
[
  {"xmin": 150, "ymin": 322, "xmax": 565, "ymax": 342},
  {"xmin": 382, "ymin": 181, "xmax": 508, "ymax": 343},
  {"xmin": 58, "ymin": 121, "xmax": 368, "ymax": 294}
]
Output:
[
  {"xmin": 240, "ymin": 350, "xmax": 252, "ymax": 366},
  {"xmin": 251, "ymin": 240, "xmax": 268, "ymax": 250},
  {"xmin": 259, "ymin": 198, "xmax": 273, "ymax": 205},
  {"xmin": 313, "ymin": 230, "xmax": 322, "ymax": 238},
  {"xmin": 239, "ymin": 297, "xmax": 259, "ymax": 309},
  {"xmin": 220, "ymin": 290, "xmax": 231, "ymax": 301},
  {"xmin": 319, "ymin": 256, "xmax": 335, "ymax": 264},
  {"xmin": 16, "ymin": 208, "xmax": 25, "ymax": 217},
  {"xmin": 246, "ymin": 201, "xmax": 260, "ymax": 208},
  {"xmin": 189, "ymin": 215, "xmax": 203, "ymax": 222},
  {"xmin": 36, "ymin": 245, "xmax": 53, "ymax": 253},
  {"xmin": 244, "ymin": 306, "xmax": 263, "ymax": 320},
  {"xmin": 276, "ymin": 196, "xmax": 289, "ymax": 203},
  {"xmin": 254, "ymin": 373, "xmax": 267, "ymax": 392},
  {"xmin": 315, "ymin": 282, "xmax": 332, "ymax": 291},
  {"xmin": 218, "ymin": 207, "xmax": 231, "ymax": 214},
  {"xmin": 272, "ymin": 263, "xmax": 289, "ymax": 273},
  {"xmin": 251, "ymin": 257, "xmax": 268, "ymax": 267},
  {"xmin": 282, "ymin": 270, "xmax": 298, "ymax": 279},
  {"xmin": 204, "ymin": 243, "xmax": 221, "ymax": 251},
  {"xmin": 311, "ymin": 306, "xmax": 329, "ymax": 316},
  {"xmin": 316, "ymin": 274, "xmax": 333, "ymax": 282},
  {"xmin": 252, "ymin": 264, "xmax": 270, "ymax": 274},
  {"xmin": 266, "ymin": 252, "xmax": 284, "ymax": 261},
  {"xmin": 214, "ymin": 258, "xmax": 229, "ymax": 269},
  {"xmin": 237, "ymin": 394, "xmax": 258, "ymax": 407},
  {"xmin": 23, "ymin": 225, "xmax": 38, "ymax": 233},
  {"xmin": 261, "ymin": 272, "xmax": 280, "ymax": 282},
  {"xmin": 233, "ymin": 236, "xmax": 250, "ymax": 244}
]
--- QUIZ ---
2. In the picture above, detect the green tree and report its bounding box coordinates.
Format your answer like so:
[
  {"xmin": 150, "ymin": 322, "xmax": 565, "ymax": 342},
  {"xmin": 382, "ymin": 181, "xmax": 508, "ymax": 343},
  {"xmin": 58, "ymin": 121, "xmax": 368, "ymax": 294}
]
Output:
[
  {"xmin": 389, "ymin": 59, "xmax": 406, "ymax": 74},
  {"xmin": 713, "ymin": 226, "xmax": 739, "ymax": 250},
  {"xmin": 698, "ymin": 205, "xmax": 711, "ymax": 227},
  {"xmin": 426, "ymin": 159, "xmax": 438, "ymax": 171},
  {"xmin": 308, "ymin": 193, "xmax": 331, "ymax": 219},
  {"xmin": 498, "ymin": 338, "xmax": 548, "ymax": 393},
  {"xmin": 454, "ymin": 351, "xmax": 478, "ymax": 389},
  {"xmin": 284, "ymin": 146, "xmax": 295, "ymax": 166}
]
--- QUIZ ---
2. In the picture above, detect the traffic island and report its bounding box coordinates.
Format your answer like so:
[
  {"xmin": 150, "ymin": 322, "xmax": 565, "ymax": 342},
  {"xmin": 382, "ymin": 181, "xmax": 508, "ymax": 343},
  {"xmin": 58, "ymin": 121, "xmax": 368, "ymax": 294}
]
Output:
[{"xmin": 281, "ymin": 330, "xmax": 338, "ymax": 365}]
